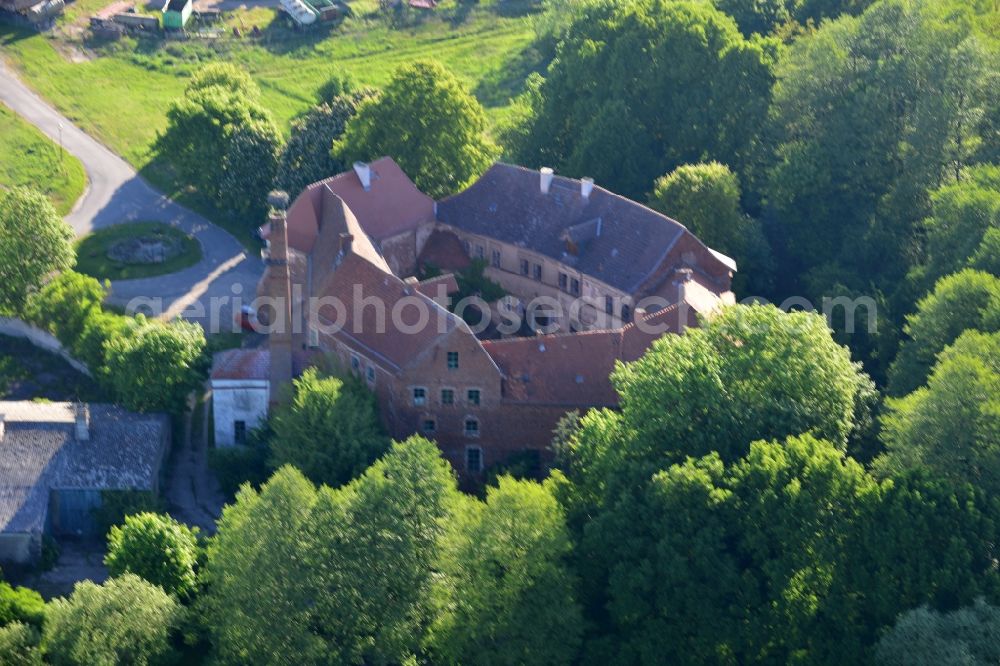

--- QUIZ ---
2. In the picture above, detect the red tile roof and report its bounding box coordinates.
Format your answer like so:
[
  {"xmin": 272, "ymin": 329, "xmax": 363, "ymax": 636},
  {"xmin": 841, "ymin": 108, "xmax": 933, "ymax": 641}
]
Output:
[
  {"xmin": 282, "ymin": 156, "xmax": 435, "ymax": 253},
  {"xmin": 483, "ymin": 330, "xmax": 624, "ymax": 407},
  {"xmin": 314, "ymin": 253, "xmax": 463, "ymax": 372},
  {"xmin": 211, "ymin": 348, "xmax": 270, "ymax": 381}
]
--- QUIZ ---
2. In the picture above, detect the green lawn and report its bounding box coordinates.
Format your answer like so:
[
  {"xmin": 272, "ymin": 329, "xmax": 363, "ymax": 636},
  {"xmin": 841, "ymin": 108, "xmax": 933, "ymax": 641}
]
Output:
[
  {"xmin": 0, "ymin": 101, "xmax": 86, "ymax": 215},
  {"xmin": 0, "ymin": 0, "xmax": 540, "ymax": 245},
  {"xmin": 75, "ymin": 221, "xmax": 203, "ymax": 280},
  {"xmin": 0, "ymin": 0, "xmax": 539, "ymax": 164}
]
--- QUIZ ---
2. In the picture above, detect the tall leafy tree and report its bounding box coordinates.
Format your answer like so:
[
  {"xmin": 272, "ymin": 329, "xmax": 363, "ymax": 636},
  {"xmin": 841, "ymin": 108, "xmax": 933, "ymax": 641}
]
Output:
[
  {"xmin": 649, "ymin": 162, "xmax": 774, "ymax": 294},
  {"xmin": 202, "ymin": 466, "xmax": 321, "ymax": 665},
  {"xmin": 43, "ymin": 574, "xmax": 183, "ymax": 666},
  {"xmin": 303, "ymin": 436, "xmax": 462, "ymax": 664},
  {"xmin": 563, "ymin": 304, "xmax": 875, "ymax": 508},
  {"xmin": 911, "ymin": 165, "xmax": 1000, "ymax": 291},
  {"xmin": 22, "ymin": 270, "xmax": 107, "ymax": 349},
  {"xmin": 277, "ymin": 90, "xmax": 377, "ymax": 197},
  {"xmin": 156, "ymin": 63, "xmax": 280, "ymax": 208},
  {"xmin": 879, "ymin": 330, "xmax": 1000, "ymax": 495},
  {"xmin": 888, "ymin": 269, "xmax": 1000, "ymax": 395},
  {"xmin": 102, "ymin": 316, "xmax": 206, "ymax": 413},
  {"xmin": 0, "ymin": 187, "xmax": 75, "ymax": 315},
  {"xmin": 268, "ymin": 368, "xmax": 388, "ymax": 488},
  {"xmin": 104, "ymin": 512, "xmax": 200, "ymax": 599},
  {"xmin": 511, "ymin": 0, "xmax": 776, "ymax": 199},
  {"xmin": 334, "ymin": 60, "xmax": 498, "ymax": 199},
  {"xmin": 218, "ymin": 119, "xmax": 282, "ymax": 221},
  {"xmin": 429, "ymin": 476, "xmax": 583, "ymax": 665}
]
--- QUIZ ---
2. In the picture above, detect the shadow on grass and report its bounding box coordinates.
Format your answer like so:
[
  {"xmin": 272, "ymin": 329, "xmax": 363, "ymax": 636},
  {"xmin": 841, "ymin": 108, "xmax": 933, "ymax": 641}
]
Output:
[{"xmin": 473, "ymin": 42, "xmax": 548, "ymax": 107}]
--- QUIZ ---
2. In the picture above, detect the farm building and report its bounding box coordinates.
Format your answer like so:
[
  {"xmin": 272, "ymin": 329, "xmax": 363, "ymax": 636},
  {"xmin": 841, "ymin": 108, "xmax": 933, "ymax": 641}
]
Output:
[
  {"xmin": 0, "ymin": 402, "xmax": 169, "ymax": 563},
  {"xmin": 162, "ymin": 0, "xmax": 191, "ymax": 29}
]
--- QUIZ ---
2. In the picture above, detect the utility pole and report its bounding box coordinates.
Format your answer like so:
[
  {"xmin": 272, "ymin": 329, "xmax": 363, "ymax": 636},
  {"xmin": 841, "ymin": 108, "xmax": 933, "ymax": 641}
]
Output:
[{"xmin": 58, "ymin": 121, "xmax": 64, "ymax": 168}]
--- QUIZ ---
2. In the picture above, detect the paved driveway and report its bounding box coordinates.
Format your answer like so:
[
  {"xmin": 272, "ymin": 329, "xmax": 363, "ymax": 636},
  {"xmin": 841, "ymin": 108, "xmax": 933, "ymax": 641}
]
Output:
[{"xmin": 0, "ymin": 58, "xmax": 261, "ymax": 330}]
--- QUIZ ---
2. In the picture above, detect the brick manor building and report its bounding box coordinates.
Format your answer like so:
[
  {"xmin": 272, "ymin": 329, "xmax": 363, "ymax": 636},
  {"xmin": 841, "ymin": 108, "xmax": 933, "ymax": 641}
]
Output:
[{"xmin": 211, "ymin": 158, "xmax": 736, "ymax": 477}]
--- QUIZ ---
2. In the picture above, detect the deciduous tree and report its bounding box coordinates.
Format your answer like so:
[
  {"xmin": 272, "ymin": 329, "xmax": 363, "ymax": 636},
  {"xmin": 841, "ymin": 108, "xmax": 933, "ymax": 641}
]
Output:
[
  {"xmin": 43, "ymin": 574, "xmax": 182, "ymax": 666},
  {"xmin": 103, "ymin": 316, "xmax": 206, "ymax": 413},
  {"xmin": 0, "ymin": 187, "xmax": 75, "ymax": 315},
  {"xmin": 511, "ymin": 0, "xmax": 776, "ymax": 199},
  {"xmin": 888, "ymin": 270, "xmax": 1000, "ymax": 395},
  {"xmin": 104, "ymin": 512, "xmax": 200, "ymax": 598},
  {"xmin": 268, "ymin": 368, "xmax": 388, "ymax": 487},
  {"xmin": 334, "ymin": 60, "xmax": 498, "ymax": 199},
  {"xmin": 429, "ymin": 476, "xmax": 583, "ymax": 665}
]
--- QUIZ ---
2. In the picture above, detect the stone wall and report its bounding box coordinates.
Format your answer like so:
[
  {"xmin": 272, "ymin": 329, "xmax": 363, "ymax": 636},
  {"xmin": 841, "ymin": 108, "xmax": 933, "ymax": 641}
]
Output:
[{"xmin": 0, "ymin": 317, "xmax": 91, "ymax": 377}]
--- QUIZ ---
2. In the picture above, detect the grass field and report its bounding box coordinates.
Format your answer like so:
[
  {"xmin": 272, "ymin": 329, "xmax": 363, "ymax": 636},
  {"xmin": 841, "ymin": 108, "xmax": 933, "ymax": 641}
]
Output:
[
  {"xmin": 0, "ymin": 0, "xmax": 540, "ymax": 169},
  {"xmin": 75, "ymin": 221, "xmax": 202, "ymax": 280},
  {"xmin": 0, "ymin": 101, "xmax": 86, "ymax": 215}
]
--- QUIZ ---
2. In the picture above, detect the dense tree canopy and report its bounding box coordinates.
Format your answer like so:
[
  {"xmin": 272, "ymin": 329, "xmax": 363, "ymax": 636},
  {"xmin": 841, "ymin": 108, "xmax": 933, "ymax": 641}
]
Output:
[
  {"xmin": 766, "ymin": 0, "xmax": 996, "ymax": 296},
  {"xmin": 43, "ymin": 574, "xmax": 183, "ymax": 666},
  {"xmin": 0, "ymin": 623, "xmax": 42, "ymax": 666},
  {"xmin": 880, "ymin": 330, "xmax": 1000, "ymax": 495},
  {"xmin": 0, "ymin": 187, "xmax": 75, "ymax": 315},
  {"xmin": 875, "ymin": 599, "xmax": 1000, "ymax": 666},
  {"xmin": 202, "ymin": 466, "xmax": 320, "ymax": 665},
  {"xmin": 334, "ymin": 61, "xmax": 498, "ymax": 199},
  {"xmin": 888, "ymin": 270, "xmax": 1000, "ymax": 395},
  {"xmin": 911, "ymin": 165, "xmax": 1000, "ymax": 292},
  {"xmin": 562, "ymin": 304, "xmax": 875, "ymax": 507},
  {"xmin": 429, "ymin": 477, "xmax": 583, "ymax": 665},
  {"xmin": 578, "ymin": 434, "xmax": 1000, "ymax": 664},
  {"xmin": 268, "ymin": 368, "xmax": 388, "ymax": 487},
  {"xmin": 510, "ymin": 0, "xmax": 777, "ymax": 199}
]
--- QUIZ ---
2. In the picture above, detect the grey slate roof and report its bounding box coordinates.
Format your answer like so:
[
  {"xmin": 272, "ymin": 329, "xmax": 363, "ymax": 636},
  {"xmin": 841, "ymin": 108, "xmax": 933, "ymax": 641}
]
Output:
[
  {"xmin": 436, "ymin": 164, "xmax": 731, "ymax": 293},
  {"xmin": 0, "ymin": 402, "xmax": 167, "ymax": 534}
]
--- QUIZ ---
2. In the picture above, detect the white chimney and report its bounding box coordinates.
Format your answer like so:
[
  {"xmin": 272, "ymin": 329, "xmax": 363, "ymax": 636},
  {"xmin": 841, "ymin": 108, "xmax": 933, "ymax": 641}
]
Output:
[
  {"xmin": 540, "ymin": 167, "xmax": 554, "ymax": 194},
  {"xmin": 353, "ymin": 161, "xmax": 371, "ymax": 192},
  {"xmin": 74, "ymin": 404, "xmax": 90, "ymax": 442},
  {"xmin": 581, "ymin": 177, "xmax": 594, "ymax": 199}
]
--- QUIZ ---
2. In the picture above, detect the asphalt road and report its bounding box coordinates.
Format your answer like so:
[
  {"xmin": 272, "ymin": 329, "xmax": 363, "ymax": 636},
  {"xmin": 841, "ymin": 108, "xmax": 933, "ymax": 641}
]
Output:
[{"xmin": 0, "ymin": 58, "xmax": 261, "ymax": 330}]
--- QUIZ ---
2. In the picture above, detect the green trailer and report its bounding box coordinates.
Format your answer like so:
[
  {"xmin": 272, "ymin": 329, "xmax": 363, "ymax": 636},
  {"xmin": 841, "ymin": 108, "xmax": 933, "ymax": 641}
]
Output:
[{"xmin": 162, "ymin": 0, "xmax": 191, "ymax": 29}]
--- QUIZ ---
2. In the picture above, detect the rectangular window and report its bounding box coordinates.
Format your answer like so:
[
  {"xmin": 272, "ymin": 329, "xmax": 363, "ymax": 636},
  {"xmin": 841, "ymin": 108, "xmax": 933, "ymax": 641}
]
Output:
[
  {"xmin": 423, "ymin": 419, "xmax": 437, "ymax": 433},
  {"xmin": 351, "ymin": 355, "xmax": 361, "ymax": 372},
  {"xmin": 605, "ymin": 296, "xmax": 614, "ymax": 315},
  {"xmin": 466, "ymin": 446, "xmax": 483, "ymax": 473},
  {"xmin": 234, "ymin": 420, "xmax": 246, "ymax": 445},
  {"xmin": 441, "ymin": 388, "xmax": 454, "ymax": 405},
  {"xmin": 621, "ymin": 304, "xmax": 632, "ymax": 322},
  {"xmin": 558, "ymin": 272, "xmax": 568, "ymax": 290},
  {"xmin": 570, "ymin": 278, "xmax": 580, "ymax": 296},
  {"xmin": 447, "ymin": 351, "xmax": 459, "ymax": 370},
  {"xmin": 366, "ymin": 366, "xmax": 376, "ymax": 384},
  {"xmin": 308, "ymin": 327, "xmax": 319, "ymax": 348},
  {"xmin": 464, "ymin": 418, "xmax": 480, "ymax": 437},
  {"xmin": 520, "ymin": 259, "xmax": 530, "ymax": 276},
  {"xmin": 533, "ymin": 264, "xmax": 543, "ymax": 281},
  {"xmin": 475, "ymin": 244, "xmax": 485, "ymax": 260},
  {"xmin": 467, "ymin": 389, "xmax": 481, "ymax": 406},
  {"xmin": 491, "ymin": 249, "xmax": 501, "ymax": 268},
  {"xmin": 412, "ymin": 387, "xmax": 427, "ymax": 406}
]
